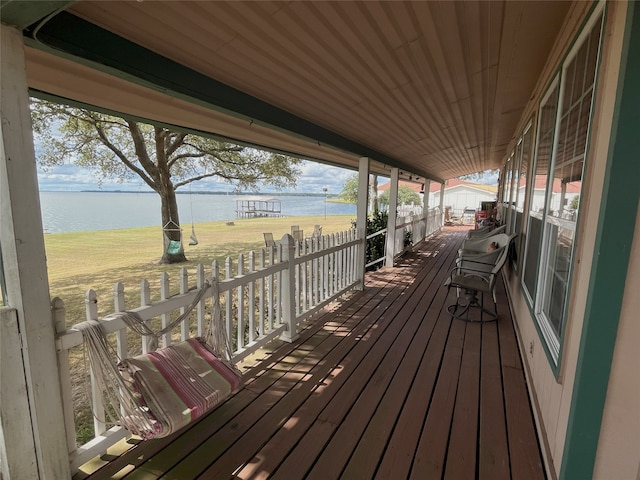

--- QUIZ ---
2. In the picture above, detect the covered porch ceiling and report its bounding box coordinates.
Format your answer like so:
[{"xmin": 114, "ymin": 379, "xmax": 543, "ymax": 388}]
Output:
[{"xmin": 3, "ymin": 0, "xmax": 571, "ymax": 183}]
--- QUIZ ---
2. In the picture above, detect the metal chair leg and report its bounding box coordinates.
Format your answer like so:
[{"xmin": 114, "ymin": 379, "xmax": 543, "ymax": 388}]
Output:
[{"xmin": 447, "ymin": 286, "xmax": 498, "ymax": 322}]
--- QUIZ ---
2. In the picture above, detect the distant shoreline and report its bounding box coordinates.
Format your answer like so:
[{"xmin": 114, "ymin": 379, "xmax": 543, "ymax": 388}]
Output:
[{"xmin": 39, "ymin": 189, "xmax": 341, "ymax": 198}]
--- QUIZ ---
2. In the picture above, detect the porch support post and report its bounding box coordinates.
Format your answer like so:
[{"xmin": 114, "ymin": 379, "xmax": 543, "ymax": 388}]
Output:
[
  {"xmin": 1, "ymin": 307, "xmax": 38, "ymax": 479},
  {"xmin": 439, "ymin": 182, "xmax": 446, "ymax": 227},
  {"xmin": 279, "ymin": 234, "xmax": 299, "ymax": 343},
  {"xmin": 385, "ymin": 168, "xmax": 399, "ymax": 267},
  {"xmin": 422, "ymin": 180, "xmax": 431, "ymax": 240},
  {"xmin": 355, "ymin": 157, "xmax": 370, "ymax": 290},
  {"xmin": 0, "ymin": 25, "xmax": 71, "ymax": 478}
]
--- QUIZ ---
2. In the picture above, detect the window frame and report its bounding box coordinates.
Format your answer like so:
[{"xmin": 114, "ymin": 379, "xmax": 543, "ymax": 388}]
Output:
[
  {"xmin": 521, "ymin": 4, "xmax": 605, "ymax": 369},
  {"xmin": 521, "ymin": 76, "xmax": 560, "ymax": 308}
]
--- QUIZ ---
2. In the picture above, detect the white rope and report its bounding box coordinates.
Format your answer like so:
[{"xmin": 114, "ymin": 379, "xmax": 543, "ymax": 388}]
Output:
[
  {"xmin": 202, "ymin": 279, "xmax": 234, "ymax": 365},
  {"xmin": 103, "ymin": 280, "xmax": 211, "ymax": 352},
  {"xmin": 76, "ymin": 320, "xmax": 157, "ymax": 437}
]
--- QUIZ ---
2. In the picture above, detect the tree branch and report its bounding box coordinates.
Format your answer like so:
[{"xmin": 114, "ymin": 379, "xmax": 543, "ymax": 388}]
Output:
[
  {"xmin": 169, "ymin": 152, "xmax": 207, "ymax": 166},
  {"xmin": 165, "ymin": 132, "xmax": 187, "ymax": 159},
  {"xmin": 174, "ymin": 171, "xmax": 229, "ymax": 188},
  {"xmin": 92, "ymin": 122, "xmax": 156, "ymax": 189}
]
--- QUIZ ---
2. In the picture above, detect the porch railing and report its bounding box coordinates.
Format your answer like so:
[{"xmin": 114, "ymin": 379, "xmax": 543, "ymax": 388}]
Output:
[
  {"xmin": 394, "ymin": 207, "xmax": 442, "ymax": 256},
  {"xmin": 365, "ymin": 207, "xmax": 442, "ymax": 270},
  {"xmin": 54, "ymin": 229, "xmax": 361, "ymax": 473}
]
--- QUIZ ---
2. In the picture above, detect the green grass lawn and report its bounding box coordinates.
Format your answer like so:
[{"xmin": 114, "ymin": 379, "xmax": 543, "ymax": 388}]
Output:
[
  {"xmin": 45, "ymin": 214, "xmax": 356, "ymax": 326},
  {"xmin": 45, "ymin": 213, "xmax": 356, "ymax": 444}
]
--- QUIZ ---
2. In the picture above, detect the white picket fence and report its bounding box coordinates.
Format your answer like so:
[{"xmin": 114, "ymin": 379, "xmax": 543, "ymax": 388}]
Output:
[
  {"xmin": 394, "ymin": 207, "xmax": 442, "ymax": 256},
  {"xmin": 364, "ymin": 207, "xmax": 442, "ymax": 270},
  {"xmin": 54, "ymin": 229, "xmax": 361, "ymax": 473}
]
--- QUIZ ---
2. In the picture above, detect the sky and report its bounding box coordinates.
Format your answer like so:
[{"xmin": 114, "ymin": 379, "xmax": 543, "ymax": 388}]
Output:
[
  {"xmin": 36, "ymin": 160, "xmax": 498, "ymax": 194},
  {"xmin": 36, "ymin": 159, "xmax": 359, "ymax": 195}
]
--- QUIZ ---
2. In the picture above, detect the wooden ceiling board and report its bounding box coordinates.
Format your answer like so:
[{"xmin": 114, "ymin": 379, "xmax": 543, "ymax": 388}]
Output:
[{"xmin": 37, "ymin": 0, "xmax": 574, "ymax": 181}]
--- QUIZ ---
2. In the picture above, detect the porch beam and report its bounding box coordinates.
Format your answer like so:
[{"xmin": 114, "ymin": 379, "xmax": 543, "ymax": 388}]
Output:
[
  {"xmin": 0, "ymin": 25, "xmax": 71, "ymax": 479},
  {"xmin": 385, "ymin": 168, "xmax": 399, "ymax": 267},
  {"xmin": 355, "ymin": 157, "xmax": 370, "ymax": 290}
]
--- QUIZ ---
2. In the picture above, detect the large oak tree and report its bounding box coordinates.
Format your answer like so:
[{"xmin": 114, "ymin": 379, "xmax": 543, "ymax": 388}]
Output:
[{"xmin": 31, "ymin": 98, "xmax": 301, "ymax": 263}]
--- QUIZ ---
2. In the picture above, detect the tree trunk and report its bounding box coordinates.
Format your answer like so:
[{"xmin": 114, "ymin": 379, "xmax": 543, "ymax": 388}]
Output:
[{"xmin": 160, "ymin": 185, "xmax": 187, "ymax": 264}]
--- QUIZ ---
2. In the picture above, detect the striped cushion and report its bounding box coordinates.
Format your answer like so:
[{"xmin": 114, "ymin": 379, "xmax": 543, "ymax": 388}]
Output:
[{"xmin": 119, "ymin": 338, "xmax": 242, "ymax": 439}]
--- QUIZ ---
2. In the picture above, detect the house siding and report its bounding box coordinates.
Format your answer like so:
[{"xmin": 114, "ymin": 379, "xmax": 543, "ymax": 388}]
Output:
[
  {"xmin": 594, "ymin": 205, "xmax": 640, "ymax": 479},
  {"xmin": 503, "ymin": 2, "xmax": 638, "ymax": 479}
]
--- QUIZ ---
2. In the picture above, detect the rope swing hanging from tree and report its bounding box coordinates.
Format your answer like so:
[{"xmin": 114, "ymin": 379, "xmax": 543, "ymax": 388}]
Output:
[
  {"xmin": 188, "ymin": 184, "xmax": 198, "ymax": 246},
  {"xmin": 162, "ymin": 219, "xmax": 184, "ymax": 255}
]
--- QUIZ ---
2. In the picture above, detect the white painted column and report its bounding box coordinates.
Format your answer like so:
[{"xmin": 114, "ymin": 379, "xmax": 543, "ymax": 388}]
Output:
[
  {"xmin": 355, "ymin": 157, "xmax": 370, "ymax": 290},
  {"xmin": 439, "ymin": 182, "xmax": 446, "ymax": 228},
  {"xmin": 1, "ymin": 307, "xmax": 38, "ymax": 479},
  {"xmin": 422, "ymin": 180, "xmax": 431, "ymax": 240},
  {"xmin": 0, "ymin": 25, "xmax": 71, "ymax": 478},
  {"xmin": 385, "ymin": 168, "xmax": 399, "ymax": 267},
  {"xmin": 279, "ymin": 234, "xmax": 299, "ymax": 342}
]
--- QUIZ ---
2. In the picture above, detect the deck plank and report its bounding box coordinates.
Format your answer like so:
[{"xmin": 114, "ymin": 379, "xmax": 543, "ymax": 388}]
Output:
[
  {"xmin": 78, "ymin": 228, "xmax": 546, "ymax": 480},
  {"xmin": 265, "ymin": 241, "xmax": 458, "ymax": 479},
  {"xmin": 303, "ymin": 240, "xmax": 459, "ymax": 479},
  {"xmin": 124, "ymin": 270, "xmax": 410, "ymax": 479},
  {"xmin": 158, "ymin": 259, "xmax": 425, "ymax": 479},
  {"xmin": 479, "ymin": 320, "xmax": 511, "ymax": 480},
  {"xmin": 443, "ymin": 322, "xmax": 481, "ymax": 480}
]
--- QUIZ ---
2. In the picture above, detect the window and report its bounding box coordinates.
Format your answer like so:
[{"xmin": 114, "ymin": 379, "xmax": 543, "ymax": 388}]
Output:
[
  {"xmin": 523, "ymin": 80, "xmax": 559, "ymax": 304},
  {"xmin": 511, "ymin": 123, "xmax": 533, "ymax": 270},
  {"xmin": 521, "ymin": 9, "xmax": 603, "ymax": 363}
]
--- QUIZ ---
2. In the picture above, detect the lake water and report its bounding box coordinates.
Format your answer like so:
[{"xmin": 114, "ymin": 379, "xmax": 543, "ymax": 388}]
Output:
[{"xmin": 39, "ymin": 191, "xmax": 356, "ymax": 234}]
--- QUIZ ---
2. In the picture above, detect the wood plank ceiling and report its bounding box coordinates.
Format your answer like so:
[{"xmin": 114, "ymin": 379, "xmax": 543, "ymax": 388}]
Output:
[{"xmin": 18, "ymin": 1, "xmax": 572, "ymax": 182}]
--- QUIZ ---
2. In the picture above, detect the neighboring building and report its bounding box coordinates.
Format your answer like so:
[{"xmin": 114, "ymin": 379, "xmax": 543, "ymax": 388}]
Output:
[{"xmin": 378, "ymin": 179, "xmax": 497, "ymax": 216}]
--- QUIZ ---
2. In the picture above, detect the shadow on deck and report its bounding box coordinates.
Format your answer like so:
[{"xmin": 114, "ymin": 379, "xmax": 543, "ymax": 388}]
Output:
[{"xmin": 78, "ymin": 226, "xmax": 544, "ymax": 480}]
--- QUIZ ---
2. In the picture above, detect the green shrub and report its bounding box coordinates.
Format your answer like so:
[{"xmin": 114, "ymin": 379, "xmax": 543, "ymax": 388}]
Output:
[{"xmin": 352, "ymin": 211, "xmax": 388, "ymax": 270}]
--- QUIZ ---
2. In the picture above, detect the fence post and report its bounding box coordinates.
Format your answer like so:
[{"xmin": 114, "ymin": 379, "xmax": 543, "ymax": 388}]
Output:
[
  {"xmin": 113, "ymin": 283, "xmax": 128, "ymax": 359},
  {"xmin": 85, "ymin": 289, "xmax": 106, "ymax": 436},
  {"xmin": 279, "ymin": 234, "xmax": 299, "ymax": 343},
  {"xmin": 51, "ymin": 298, "xmax": 77, "ymax": 455},
  {"xmin": 140, "ymin": 279, "xmax": 151, "ymax": 354}
]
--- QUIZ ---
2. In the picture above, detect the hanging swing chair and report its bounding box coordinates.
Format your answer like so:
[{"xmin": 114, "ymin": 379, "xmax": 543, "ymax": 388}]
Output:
[
  {"xmin": 163, "ymin": 219, "xmax": 184, "ymax": 255},
  {"xmin": 76, "ymin": 279, "xmax": 242, "ymax": 440}
]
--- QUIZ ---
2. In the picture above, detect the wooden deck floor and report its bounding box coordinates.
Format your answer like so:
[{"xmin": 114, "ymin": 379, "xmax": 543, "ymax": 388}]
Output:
[{"xmin": 78, "ymin": 227, "xmax": 545, "ymax": 480}]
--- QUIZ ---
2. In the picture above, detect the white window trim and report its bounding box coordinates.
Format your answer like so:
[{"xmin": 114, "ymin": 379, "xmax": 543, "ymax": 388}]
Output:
[{"xmin": 533, "ymin": 3, "xmax": 605, "ymax": 364}]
